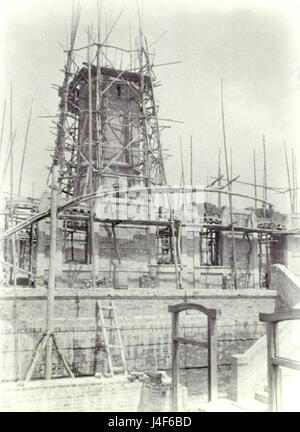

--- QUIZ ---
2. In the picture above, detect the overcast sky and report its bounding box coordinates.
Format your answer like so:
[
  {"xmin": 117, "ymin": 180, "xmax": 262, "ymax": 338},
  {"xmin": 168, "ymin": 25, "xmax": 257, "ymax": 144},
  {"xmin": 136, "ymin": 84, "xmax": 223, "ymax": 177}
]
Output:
[{"xmin": 1, "ymin": 0, "xmax": 300, "ymax": 212}]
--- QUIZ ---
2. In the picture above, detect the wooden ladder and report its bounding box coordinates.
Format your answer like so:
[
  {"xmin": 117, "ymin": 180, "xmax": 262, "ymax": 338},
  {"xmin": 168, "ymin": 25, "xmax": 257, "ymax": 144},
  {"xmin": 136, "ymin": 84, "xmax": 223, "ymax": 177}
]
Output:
[{"xmin": 96, "ymin": 300, "xmax": 127, "ymax": 377}]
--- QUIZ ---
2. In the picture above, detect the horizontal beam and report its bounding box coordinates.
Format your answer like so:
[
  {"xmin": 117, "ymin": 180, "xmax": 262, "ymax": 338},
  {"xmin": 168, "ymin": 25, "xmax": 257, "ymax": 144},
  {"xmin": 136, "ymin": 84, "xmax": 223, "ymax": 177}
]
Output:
[
  {"xmin": 272, "ymin": 356, "xmax": 300, "ymax": 371},
  {"xmin": 168, "ymin": 302, "xmax": 220, "ymax": 318},
  {"xmin": 259, "ymin": 310, "xmax": 300, "ymax": 323},
  {"xmin": 96, "ymin": 218, "xmax": 288, "ymax": 234},
  {"xmin": 0, "ymin": 185, "xmax": 285, "ymax": 242},
  {"xmin": 174, "ymin": 336, "xmax": 208, "ymax": 348}
]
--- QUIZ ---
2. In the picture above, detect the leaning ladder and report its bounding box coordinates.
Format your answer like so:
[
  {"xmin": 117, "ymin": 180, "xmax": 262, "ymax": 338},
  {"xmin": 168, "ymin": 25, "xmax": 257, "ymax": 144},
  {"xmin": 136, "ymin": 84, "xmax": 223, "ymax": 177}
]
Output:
[{"xmin": 96, "ymin": 300, "xmax": 127, "ymax": 376}]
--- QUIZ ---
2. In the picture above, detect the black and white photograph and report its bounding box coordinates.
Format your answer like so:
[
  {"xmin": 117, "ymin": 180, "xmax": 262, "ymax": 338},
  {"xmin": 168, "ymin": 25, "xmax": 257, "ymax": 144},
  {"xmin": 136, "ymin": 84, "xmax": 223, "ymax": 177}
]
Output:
[{"xmin": 0, "ymin": 0, "xmax": 300, "ymax": 414}]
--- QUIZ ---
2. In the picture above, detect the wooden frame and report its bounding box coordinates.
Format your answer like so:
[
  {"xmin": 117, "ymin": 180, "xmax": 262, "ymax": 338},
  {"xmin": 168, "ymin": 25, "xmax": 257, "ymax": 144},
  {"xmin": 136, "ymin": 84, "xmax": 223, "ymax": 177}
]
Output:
[
  {"xmin": 259, "ymin": 309, "xmax": 300, "ymax": 412},
  {"xmin": 168, "ymin": 302, "xmax": 220, "ymax": 411}
]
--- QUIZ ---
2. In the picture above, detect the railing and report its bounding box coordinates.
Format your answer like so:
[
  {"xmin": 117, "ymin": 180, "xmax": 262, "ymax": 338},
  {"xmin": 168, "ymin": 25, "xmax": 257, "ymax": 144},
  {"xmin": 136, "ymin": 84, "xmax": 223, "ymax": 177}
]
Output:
[
  {"xmin": 259, "ymin": 309, "xmax": 300, "ymax": 412},
  {"xmin": 168, "ymin": 302, "xmax": 221, "ymax": 411}
]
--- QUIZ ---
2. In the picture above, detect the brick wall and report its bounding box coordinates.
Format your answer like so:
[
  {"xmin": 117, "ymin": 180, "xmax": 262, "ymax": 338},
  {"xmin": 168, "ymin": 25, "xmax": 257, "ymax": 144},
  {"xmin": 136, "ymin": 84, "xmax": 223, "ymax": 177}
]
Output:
[
  {"xmin": 0, "ymin": 288, "xmax": 276, "ymax": 395},
  {"xmin": 0, "ymin": 376, "xmax": 142, "ymax": 412}
]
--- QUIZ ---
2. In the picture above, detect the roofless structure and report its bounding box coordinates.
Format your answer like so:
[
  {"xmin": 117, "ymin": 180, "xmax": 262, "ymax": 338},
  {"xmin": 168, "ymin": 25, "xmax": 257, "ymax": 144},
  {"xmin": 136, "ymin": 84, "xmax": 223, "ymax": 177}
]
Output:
[{"xmin": 1, "ymin": 6, "xmax": 300, "ymax": 411}]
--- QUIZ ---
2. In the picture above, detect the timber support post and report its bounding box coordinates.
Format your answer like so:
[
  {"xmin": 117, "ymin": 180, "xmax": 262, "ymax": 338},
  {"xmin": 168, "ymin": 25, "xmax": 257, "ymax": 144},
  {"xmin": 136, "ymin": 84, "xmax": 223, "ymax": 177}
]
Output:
[{"xmin": 168, "ymin": 302, "xmax": 221, "ymax": 411}]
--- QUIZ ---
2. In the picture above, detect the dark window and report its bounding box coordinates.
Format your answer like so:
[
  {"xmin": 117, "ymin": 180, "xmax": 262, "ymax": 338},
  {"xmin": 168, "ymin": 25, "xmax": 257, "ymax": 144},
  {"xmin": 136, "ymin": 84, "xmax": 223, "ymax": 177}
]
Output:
[
  {"xmin": 63, "ymin": 220, "xmax": 89, "ymax": 264},
  {"xmin": 200, "ymin": 229, "xmax": 219, "ymax": 266},
  {"xmin": 156, "ymin": 226, "xmax": 176, "ymax": 265}
]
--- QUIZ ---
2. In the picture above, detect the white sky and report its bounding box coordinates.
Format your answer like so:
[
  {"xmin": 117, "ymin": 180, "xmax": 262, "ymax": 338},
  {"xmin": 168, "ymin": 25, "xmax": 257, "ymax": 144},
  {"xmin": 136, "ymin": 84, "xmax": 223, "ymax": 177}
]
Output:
[{"xmin": 1, "ymin": 0, "xmax": 300, "ymax": 212}]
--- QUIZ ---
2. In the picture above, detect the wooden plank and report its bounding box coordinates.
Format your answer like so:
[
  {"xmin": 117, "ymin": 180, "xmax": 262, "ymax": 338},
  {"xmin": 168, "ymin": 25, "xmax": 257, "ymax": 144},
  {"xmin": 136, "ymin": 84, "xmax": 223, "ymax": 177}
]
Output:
[
  {"xmin": 259, "ymin": 310, "xmax": 300, "ymax": 323},
  {"xmin": 25, "ymin": 333, "xmax": 49, "ymax": 382},
  {"xmin": 171, "ymin": 311, "xmax": 179, "ymax": 412},
  {"xmin": 273, "ymin": 322, "xmax": 282, "ymax": 412},
  {"xmin": 112, "ymin": 302, "xmax": 127, "ymax": 371},
  {"xmin": 97, "ymin": 301, "xmax": 114, "ymax": 376},
  {"xmin": 207, "ymin": 316, "xmax": 218, "ymax": 401},
  {"xmin": 175, "ymin": 336, "xmax": 207, "ymax": 348},
  {"xmin": 266, "ymin": 322, "xmax": 277, "ymax": 411},
  {"xmin": 87, "ymin": 27, "xmax": 96, "ymax": 288},
  {"xmin": 272, "ymin": 356, "xmax": 300, "ymax": 371},
  {"xmin": 52, "ymin": 334, "xmax": 75, "ymax": 378},
  {"xmin": 168, "ymin": 302, "xmax": 220, "ymax": 319}
]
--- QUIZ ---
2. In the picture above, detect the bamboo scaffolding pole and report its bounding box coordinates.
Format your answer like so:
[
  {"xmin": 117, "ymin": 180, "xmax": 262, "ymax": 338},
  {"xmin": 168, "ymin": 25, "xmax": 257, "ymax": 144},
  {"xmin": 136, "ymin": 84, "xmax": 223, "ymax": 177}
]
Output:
[
  {"xmin": 263, "ymin": 135, "xmax": 267, "ymax": 210},
  {"xmin": 1, "ymin": 130, "xmax": 17, "ymax": 188},
  {"xmin": 190, "ymin": 136, "xmax": 193, "ymax": 186},
  {"xmin": 253, "ymin": 149, "xmax": 257, "ymax": 210},
  {"xmin": 221, "ymin": 79, "xmax": 237, "ymax": 289},
  {"xmin": 218, "ymin": 148, "xmax": 221, "ymax": 209},
  {"xmin": 9, "ymin": 84, "xmax": 17, "ymax": 288},
  {"xmin": 180, "ymin": 136, "xmax": 185, "ymax": 187},
  {"xmin": 179, "ymin": 136, "xmax": 187, "ymax": 207},
  {"xmin": 0, "ymin": 100, "xmax": 7, "ymax": 167},
  {"xmin": 87, "ymin": 26, "xmax": 96, "ymax": 287},
  {"xmin": 210, "ymin": 176, "xmax": 285, "ymax": 193},
  {"xmin": 284, "ymin": 141, "xmax": 293, "ymax": 214},
  {"xmin": 292, "ymin": 148, "xmax": 296, "ymax": 213},
  {"xmin": 45, "ymin": 6, "xmax": 80, "ymax": 379},
  {"xmin": 18, "ymin": 98, "xmax": 33, "ymax": 196},
  {"xmin": 96, "ymin": 6, "xmax": 102, "ymax": 172},
  {"xmin": 190, "ymin": 135, "xmax": 195, "ymax": 288},
  {"xmin": 9, "ymin": 83, "xmax": 19, "ymax": 380},
  {"xmin": 295, "ymin": 153, "xmax": 298, "ymax": 213}
]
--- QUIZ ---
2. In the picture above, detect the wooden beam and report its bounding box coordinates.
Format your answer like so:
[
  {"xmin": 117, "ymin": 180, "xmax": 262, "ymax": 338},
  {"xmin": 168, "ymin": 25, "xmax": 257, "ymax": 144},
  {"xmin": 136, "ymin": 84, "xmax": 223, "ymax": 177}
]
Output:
[
  {"xmin": 260, "ymin": 309, "xmax": 300, "ymax": 323},
  {"xmin": 253, "ymin": 149, "xmax": 257, "ymax": 210},
  {"xmin": 175, "ymin": 336, "xmax": 208, "ymax": 348},
  {"xmin": 18, "ymin": 98, "xmax": 33, "ymax": 196},
  {"xmin": 221, "ymin": 79, "xmax": 237, "ymax": 289},
  {"xmin": 272, "ymin": 356, "xmax": 300, "ymax": 371},
  {"xmin": 87, "ymin": 26, "xmax": 96, "ymax": 287},
  {"xmin": 168, "ymin": 302, "xmax": 220, "ymax": 318},
  {"xmin": 208, "ymin": 315, "xmax": 218, "ymax": 401},
  {"xmin": 171, "ymin": 311, "xmax": 179, "ymax": 412}
]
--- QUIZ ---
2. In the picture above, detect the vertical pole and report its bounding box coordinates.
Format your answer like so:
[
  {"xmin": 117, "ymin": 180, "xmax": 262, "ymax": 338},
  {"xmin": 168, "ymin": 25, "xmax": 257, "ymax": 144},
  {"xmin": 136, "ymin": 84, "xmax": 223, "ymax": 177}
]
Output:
[
  {"xmin": 207, "ymin": 315, "xmax": 218, "ymax": 401},
  {"xmin": 96, "ymin": 1, "xmax": 102, "ymax": 171},
  {"xmin": 267, "ymin": 322, "xmax": 281, "ymax": 411},
  {"xmin": 18, "ymin": 98, "xmax": 33, "ymax": 196},
  {"xmin": 0, "ymin": 100, "xmax": 7, "ymax": 167},
  {"xmin": 220, "ymin": 79, "xmax": 237, "ymax": 289},
  {"xmin": 284, "ymin": 142, "xmax": 293, "ymax": 214},
  {"xmin": 190, "ymin": 135, "xmax": 193, "ymax": 186},
  {"xmin": 263, "ymin": 135, "xmax": 267, "ymax": 211},
  {"xmin": 10, "ymin": 83, "xmax": 18, "ymax": 381},
  {"xmin": 45, "ymin": 8, "xmax": 80, "ymax": 378},
  {"xmin": 230, "ymin": 147, "xmax": 233, "ymax": 180},
  {"xmin": 190, "ymin": 136, "xmax": 195, "ymax": 288},
  {"xmin": 45, "ymin": 164, "xmax": 58, "ymax": 379},
  {"xmin": 180, "ymin": 136, "xmax": 185, "ymax": 187},
  {"xmin": 87, "ymin": 27, "xmax": 96, "ymax": 287},
  {"xmin": 273, "ymin": 322, "xmax": 282, "ymax": 411},
  {"xmin": 295, "ymin": 153, "xmax": 298, "ymax": 214},
  {"xmin": 179, "ymin": 136, "xmax": 186, "ymax": 207},
  {"xmin": 9, "ymin": 84, "xmax": 16, "ymax": 287},
  {"xmin": 292, "ymin": 148, "xmax": 296, "ymax": 214},
  {"xmin": 253, "ymin": 149, "xmax": 257, "ymax": 210},
  {"xmin": 129, "ymin": 23, "xmax": 132, "ymax": 70},
  {"xmin": 218, "ymin": 148, "xmax": 221, "ymax": 209},
  {"xmin": 171, "ymin": 311, "xmax": 179, "ymax": 412}
]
